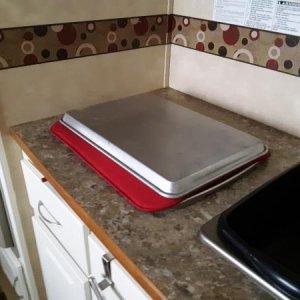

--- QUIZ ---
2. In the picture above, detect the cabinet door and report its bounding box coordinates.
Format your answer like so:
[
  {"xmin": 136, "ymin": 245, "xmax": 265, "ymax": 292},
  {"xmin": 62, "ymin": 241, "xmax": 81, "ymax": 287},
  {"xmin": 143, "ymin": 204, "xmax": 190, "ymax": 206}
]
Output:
[
  {"xmin": 88, "ymin": 234, "xmax": 119, "ymax": 300},
  {"xmin": 88, "ymin": 234, "xmax": 150, "ymax": 300},
  {"xmin": 32, "ymin": 217, "xmax": 91, "ymax": 300}
]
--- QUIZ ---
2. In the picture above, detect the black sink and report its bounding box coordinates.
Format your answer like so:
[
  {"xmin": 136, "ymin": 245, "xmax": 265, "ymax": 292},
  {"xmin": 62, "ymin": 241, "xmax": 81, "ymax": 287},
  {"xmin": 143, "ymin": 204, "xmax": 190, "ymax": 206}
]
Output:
[{"xmin": 217, "ymin": 164, "xmax": 300, "ymax": 300}]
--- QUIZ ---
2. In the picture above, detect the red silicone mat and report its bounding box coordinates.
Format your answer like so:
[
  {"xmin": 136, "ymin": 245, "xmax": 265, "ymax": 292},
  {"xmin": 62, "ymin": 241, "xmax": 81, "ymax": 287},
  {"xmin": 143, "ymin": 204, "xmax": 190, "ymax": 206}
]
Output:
[
  {"xmin": 51, "ymin": 121, "xmax": 270, "ymax": 212},
  {"xmin": 51, "ymin": 121, "xmax": 182, "ymax": 212}
]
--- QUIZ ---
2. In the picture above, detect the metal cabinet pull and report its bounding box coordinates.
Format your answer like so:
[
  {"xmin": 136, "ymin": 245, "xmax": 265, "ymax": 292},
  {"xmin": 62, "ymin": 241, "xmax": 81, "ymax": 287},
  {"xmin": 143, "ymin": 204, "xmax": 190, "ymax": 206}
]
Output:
[
  {"xmin": 89, "ymin": 276, "xmax": 105, "ymax": 300},
  {"xmin": 38, "ymin": 200, "xmax": 62, "ymax": 226},
  {"xmin": 99, "ymin": 253, "xmax": 114, "ymax": 290},
  {"xmin": 89, "ymin": 253, "xmax": 115, "ymax": 300}
]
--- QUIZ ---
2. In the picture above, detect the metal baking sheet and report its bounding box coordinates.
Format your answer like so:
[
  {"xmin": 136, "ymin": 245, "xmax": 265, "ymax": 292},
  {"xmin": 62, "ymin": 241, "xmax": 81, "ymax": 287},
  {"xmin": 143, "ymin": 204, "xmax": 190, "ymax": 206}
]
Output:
[
  {"xmin": 61, "ymin": 94, "xmax": 266, "ymax": 197},
  {"xmin": 200, "ymin": 215, "xmax": 288, "ymax": 300}
]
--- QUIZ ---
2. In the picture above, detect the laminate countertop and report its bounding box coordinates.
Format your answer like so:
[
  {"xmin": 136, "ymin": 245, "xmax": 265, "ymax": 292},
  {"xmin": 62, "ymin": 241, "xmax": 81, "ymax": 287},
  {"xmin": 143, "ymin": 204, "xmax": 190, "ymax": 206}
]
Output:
[{"xmin": 11, "ymin": 88, "xmax": 300, "ymax": 300}]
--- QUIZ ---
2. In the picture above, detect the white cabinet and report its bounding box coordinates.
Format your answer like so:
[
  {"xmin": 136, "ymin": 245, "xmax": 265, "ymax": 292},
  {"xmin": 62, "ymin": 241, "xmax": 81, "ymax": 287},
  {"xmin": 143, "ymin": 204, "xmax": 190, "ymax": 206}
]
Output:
[
  {"xmin": 21, "ymin": 159, "xmax": 90, "ymax": 273},
  {"xmin": 32, "ymin": 217, "xmax": 91, "ymax": 300},
  {"xmin": 88, "ymin": 234, "xmax": 119, "ymax": 300},
  {"xmin": 88, "ymin": 234, "xmax": 150, "ymax": 300},
  {"xmin": 21, "ymin": 154, "xmax": 151, "ymax": 300}
]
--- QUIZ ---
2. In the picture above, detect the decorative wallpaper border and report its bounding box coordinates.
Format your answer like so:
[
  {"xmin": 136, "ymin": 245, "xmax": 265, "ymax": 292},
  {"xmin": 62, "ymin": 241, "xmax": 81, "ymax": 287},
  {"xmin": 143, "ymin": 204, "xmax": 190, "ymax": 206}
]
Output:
[
  {"xmin": 0, "ymin": 14, "xmax": 299, "ymax": 77},
  {"xmin": 0, "ymin": 15, "xmax": 168, "ymax": 70},
  {"xmin": 170, "ymin": 15, "xmax": 300, "ymax": 77}
]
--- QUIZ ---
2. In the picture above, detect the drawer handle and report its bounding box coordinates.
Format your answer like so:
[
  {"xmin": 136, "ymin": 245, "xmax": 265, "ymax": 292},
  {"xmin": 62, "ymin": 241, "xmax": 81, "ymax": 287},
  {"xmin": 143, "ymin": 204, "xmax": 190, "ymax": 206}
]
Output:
[
  {"xmin": 88, "ymin": 276, "xmax": 105, "ymax": 300},
  {"xmin": 99, "ymin": 253, "xmax": 114, "ymax": 290},
  {"xmin": 38, "ymin": 200, "xmax": 62, "ymax": 226},
  {"xmin": 89, "ymin": 253, "xmax": 115, "ymax": 300}
]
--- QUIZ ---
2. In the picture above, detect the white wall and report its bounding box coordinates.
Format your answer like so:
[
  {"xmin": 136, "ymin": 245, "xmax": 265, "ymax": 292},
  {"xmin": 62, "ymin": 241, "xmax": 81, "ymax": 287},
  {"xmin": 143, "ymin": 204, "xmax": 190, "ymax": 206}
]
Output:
[
  {"xmin": 173, "ymin": 0, "xmax": 213, "ymax": 19},
  {"xmin": 2, "ymin": 0, "xmax": 299, "ymax": 298},
  {"xmin": 0, "ymin": 0, "xmax": 168, "ymax": 28},
  {"xmin": 169, "ymin": 45, "xmax": 300, "ymax": 137},
  {"xmin": 0, "ymin": 47, "xmax": 166, "ymax": 128},
  {"xmin": 1, "ymin": 46, "xmax": 166, "ymax": 299},
  {"xmin": 0, "ymin": 2, "xmax": 169, "ymax": 299},
  {"xmin": 170, "ymin": 1, "xmax": 300, "ymax": 137}
]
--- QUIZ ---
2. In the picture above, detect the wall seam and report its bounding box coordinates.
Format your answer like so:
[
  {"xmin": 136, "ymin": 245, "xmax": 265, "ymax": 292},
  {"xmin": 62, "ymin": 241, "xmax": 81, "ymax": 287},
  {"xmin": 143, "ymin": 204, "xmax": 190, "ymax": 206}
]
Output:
[{"xmin": 163, "ymin": 0, "xmax": 174, "ymax": 87}]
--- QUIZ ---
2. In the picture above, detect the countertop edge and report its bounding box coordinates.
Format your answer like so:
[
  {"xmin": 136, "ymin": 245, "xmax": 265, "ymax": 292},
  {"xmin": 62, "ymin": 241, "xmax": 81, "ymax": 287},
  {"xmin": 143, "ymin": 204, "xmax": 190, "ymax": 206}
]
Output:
[{"xmin": 9, "ymin": 127, "xmax": 167, "ymax": 300}]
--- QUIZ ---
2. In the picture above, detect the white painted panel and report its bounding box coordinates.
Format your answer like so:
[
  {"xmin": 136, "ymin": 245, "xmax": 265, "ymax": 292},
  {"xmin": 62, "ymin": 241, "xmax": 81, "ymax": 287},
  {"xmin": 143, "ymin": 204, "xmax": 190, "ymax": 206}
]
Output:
[
  {"xmin": 169, "ymin": 45, "xmax": 300, "ymax": 137},
  {"xmin": 0, "ymin": 134, "xmax": 39, "ymax": 300},
  {"xmin": 110, "ymin": 259, "xmax": 150, "ymax": 300},
  {"xmin": 88, "ymin": 234, "xmax": 119, "ymax": 300},
  {"xmin": 0, "ymin": 248, "xmax": 30, "ymax": 300},
  {"xmin": 21, "ymin": 159, "xmax": 90, "ymax": 273},
  {"xmin": 32, "ymin": 217, "xmax": 91, "ymax": 300},
  {"xmin": 173, "ymin": 0, "xmax": 213, "ymax": 19},
  {"xmin": 0, "ymin": 0, "xmax": 169, "ymax": 28},
  {"xmin": 88, "ymin": 234, "xmax": 150, "ymax": 300}
]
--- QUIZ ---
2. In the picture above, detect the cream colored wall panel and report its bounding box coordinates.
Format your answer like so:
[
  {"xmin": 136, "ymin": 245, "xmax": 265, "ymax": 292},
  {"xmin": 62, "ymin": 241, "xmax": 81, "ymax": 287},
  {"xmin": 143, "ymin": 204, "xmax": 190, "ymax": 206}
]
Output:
[
  {"xmin": 169, "ymin": 45, "xmax": 300, "ymax": 137},
  {"xmin": 0, "ymin": 45, "xmax": 165, "ymax": 300},
  {"xmin": 0, "ymin": 46, "xmax": 166, "ymax": 128},
  {"xmin": 173, "ymin": 0, "xmax": 213, "ymax": 19},
  {"xmin": 0, "ymin": 0, "xmax": 169, "ymax": 28}
]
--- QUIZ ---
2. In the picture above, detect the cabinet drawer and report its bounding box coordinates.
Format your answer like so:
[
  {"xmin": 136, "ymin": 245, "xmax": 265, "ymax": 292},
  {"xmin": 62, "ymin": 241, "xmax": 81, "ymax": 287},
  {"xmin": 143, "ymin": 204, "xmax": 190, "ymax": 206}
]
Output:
[
  {"xmin": 88, "ymin": 234, "xmax": 150, "ymax": 300},
  {"xmin": 21, "ymin": 159, "xmax": 89, "ymax": 273}
]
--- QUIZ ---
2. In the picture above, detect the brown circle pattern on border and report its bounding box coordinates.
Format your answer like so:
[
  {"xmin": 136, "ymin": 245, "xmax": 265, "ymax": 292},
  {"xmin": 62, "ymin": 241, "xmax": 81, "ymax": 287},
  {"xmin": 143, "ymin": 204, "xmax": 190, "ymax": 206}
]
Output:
[
  {"xmin": 196, "ymin": 42, "xmax": 204, "ymax": 51},
  {"xmin": 24, "ymin": 32, "xmax": 33, "ymax": 41},
  {"xmin": 200, "ymin": 24, "xmax": 207, "ymax": 32},
  {"xmin": 183, "ymin": 17, "xmax": 190, "ymax": 27},
  {"xmin": 134, "ymin": 17, "xmax": 149, "ymax": 36},
  {"xmin": 0, "ymin": 14, "xmax": 299, "ymax": 76},
  {"xmin": 86, "ymin": 22, "xmax": 96, "ymax": 32},
  {"xmin": 249, "ymin": 29, "xmax": 260, "ymax": 41},
  {"xmin": 168, "ymin": 15, "xmax": 176, "ymax": 33},
  {"xmin": 57, "ymin": 24, "xmax": 77, "ymax": 45},
  {"xmin": 156, "ymin": 16, "xmax": 163, "ymax": 25},
  {"xmin": 266, "ymin": 59, "xmax": 278, "ymax": 70},
  {"xmin": 223, "ymin": 26, "xmax": 240, "ymax": 45},
  {"xmin": 108, "ymin": 44, "xmax": 118, "ymax": 52},
  {"xmin": 0, "ymin": 15, "xmax": 168, "ymax": 69},
  {"xmin": 275, "ymin": 38, "xmax": 283, "ymax": 47},
  {"xmin": 24, "ymin": 54, "xmax": 38, "ymax": 65},
  {"xmin": 171, "ymin": 15, "xmax": 300, "ymax": 76}
]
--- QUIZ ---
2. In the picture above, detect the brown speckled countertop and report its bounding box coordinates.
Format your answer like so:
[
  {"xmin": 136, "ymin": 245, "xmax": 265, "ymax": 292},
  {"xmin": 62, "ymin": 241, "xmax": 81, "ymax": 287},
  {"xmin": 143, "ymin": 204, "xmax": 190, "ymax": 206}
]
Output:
[{"xmin": 11, "ymin": 88, "xmax": 300, "ymax": 299}]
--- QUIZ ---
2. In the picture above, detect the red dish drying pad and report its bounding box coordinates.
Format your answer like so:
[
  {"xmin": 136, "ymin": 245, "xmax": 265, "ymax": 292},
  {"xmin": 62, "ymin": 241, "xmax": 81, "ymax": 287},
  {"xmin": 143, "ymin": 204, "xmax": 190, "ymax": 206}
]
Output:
[
  {"xmin": 51, "ymin": 122, "xmax": 270, "ymax": 212},
  {"xmin": 51, "ymin": 121, "xmax": 182, "ymax": 212}
]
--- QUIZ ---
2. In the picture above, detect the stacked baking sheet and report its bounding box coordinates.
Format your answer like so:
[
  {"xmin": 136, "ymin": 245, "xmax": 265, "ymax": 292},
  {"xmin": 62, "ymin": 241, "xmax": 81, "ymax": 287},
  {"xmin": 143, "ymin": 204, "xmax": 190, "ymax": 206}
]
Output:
[{"xmin": 51, "ymin": 94, "xmax": 270, "ymax": 211}]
